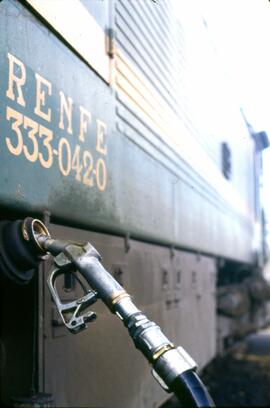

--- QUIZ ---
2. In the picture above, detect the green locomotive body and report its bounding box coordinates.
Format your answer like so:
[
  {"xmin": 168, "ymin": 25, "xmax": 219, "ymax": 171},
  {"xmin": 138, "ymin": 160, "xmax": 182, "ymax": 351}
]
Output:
[{"xmin": 0, "ymin": 0, "xmax": 268, "ymax": 407}]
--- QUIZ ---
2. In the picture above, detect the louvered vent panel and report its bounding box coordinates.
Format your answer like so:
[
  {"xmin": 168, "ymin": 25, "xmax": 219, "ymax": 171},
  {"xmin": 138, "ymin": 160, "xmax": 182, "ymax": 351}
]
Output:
[{"xmin": 114, "ymin": 0, "xmax": 219, "ymax": 166}]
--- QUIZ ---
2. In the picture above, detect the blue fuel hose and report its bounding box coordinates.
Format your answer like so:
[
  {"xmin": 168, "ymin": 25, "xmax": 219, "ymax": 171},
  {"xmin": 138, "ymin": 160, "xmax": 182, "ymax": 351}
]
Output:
[{"xmin": 170, "ymin": 370, "xmax": 215, "ymax": 407}]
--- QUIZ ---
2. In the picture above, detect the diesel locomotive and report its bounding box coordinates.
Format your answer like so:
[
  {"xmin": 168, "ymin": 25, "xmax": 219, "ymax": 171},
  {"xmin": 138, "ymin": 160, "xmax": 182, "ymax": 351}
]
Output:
[{"xmin": 0, "ymin": 0, "xmax": 269, "ymax": 407}]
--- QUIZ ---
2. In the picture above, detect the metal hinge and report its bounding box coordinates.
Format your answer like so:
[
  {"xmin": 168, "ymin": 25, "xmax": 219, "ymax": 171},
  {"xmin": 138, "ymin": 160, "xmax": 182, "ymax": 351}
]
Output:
[{"xmin": 106, "ymin": 28, "xmax": 115, "ymax": 59}]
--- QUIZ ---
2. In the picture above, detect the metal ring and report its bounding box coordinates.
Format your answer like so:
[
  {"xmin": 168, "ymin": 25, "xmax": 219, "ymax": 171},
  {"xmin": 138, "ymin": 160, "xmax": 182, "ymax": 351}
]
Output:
[
  {"xmin": 111, "ymin": 292, "xmax": 131, "ymax": 305},
  {"xmin": 152, "ymin": 344, "xmax": 175, "ymax": 361},
  {"xmin": 21, "ymin": 218, "xmax": 51, "ymax": 252}
]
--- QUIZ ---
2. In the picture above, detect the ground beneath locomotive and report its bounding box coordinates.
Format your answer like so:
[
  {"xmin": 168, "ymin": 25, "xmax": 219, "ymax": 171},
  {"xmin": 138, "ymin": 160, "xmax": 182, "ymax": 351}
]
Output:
[
  {"xmin": 163, "ymin": 327, "xmax": 270, "ymax": 407},
  {"xmin": 202, "ymin": 328, "xmax": 270, "ymax": 407}
]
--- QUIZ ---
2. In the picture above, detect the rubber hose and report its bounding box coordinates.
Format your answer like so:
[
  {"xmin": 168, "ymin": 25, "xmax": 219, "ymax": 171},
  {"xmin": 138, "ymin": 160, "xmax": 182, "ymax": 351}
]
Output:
[{"xmin": 170, "ymin": 370, "xmax": 215, "ymax": 407}]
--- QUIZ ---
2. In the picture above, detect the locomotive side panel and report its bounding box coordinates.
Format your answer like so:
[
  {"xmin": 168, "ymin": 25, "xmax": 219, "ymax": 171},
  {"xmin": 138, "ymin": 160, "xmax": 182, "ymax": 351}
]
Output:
[
  {"xmin": 114, "ymin": 0, "xmax": 256, "ymax": 261},
  {"xmin": 0, "ymin": 0, "xmax": 256, "ymax": 263},
  {"xmin": 0, "ymin": 0, "xmax": 114, "ymax": 224},
  {"xmin": 41, "ymin": 223, "xmax": 216, "ymax": 408}
]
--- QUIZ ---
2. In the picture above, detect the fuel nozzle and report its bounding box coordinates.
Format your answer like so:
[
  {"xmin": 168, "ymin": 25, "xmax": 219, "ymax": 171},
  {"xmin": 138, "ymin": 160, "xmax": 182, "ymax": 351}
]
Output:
[
  {"xmin": 0, "ymin": 217, "xmax": 50, "ymax": 284},
  {"xmin": 0, "ymin": 217, "xmax": 215, "ymax": 406}
]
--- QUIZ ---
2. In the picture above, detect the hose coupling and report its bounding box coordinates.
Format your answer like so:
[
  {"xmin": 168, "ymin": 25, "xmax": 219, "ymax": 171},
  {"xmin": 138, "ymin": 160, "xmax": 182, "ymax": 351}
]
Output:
[{"xmin": 153, "ymin": 346, "xmax": 197, "ymax": 389}]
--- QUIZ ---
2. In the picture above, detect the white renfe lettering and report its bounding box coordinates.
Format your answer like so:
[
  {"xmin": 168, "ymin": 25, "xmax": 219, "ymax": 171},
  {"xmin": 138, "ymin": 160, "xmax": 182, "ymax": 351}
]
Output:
[
  {"xmin": 6, "ymin": 53, "xmax": 26, "ymax": 107},
  {"xmin": 34, "ymin": 73, "xmax": 52, "ymax": 122},
  {"xmin": 79, "ymin": 106, "xmax": 91, "ymax": 143},
  {"xmin": 96, "ymin": 119, "xmax": 107, "ymax": 155},
  {"xmin": 59, "ymin": 91, "xmax": 73, "ymax": 134}
]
